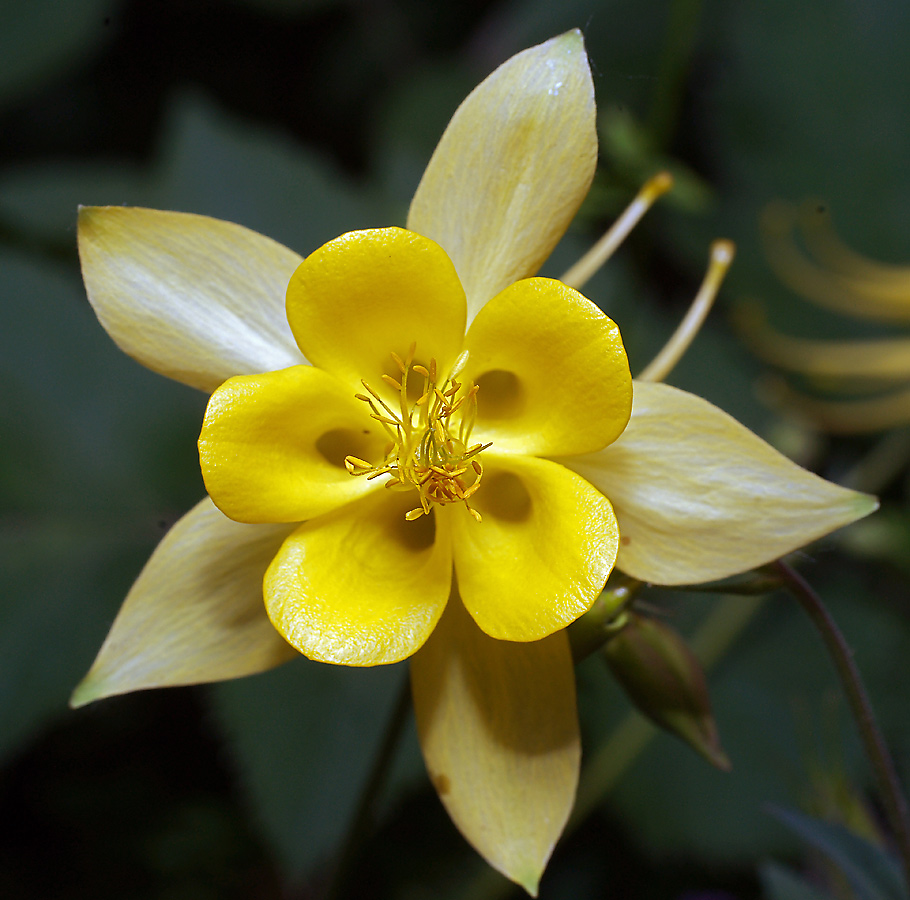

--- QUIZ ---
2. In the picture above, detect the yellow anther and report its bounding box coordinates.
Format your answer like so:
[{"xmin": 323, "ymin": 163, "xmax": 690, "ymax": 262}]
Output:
[
  {"xmin": 346, "ymin": 345, "xmax": 490, "ymax": 521},
  {"xmin": 360, "ymin": 380, "xmax": 383, "ymax": 401}
]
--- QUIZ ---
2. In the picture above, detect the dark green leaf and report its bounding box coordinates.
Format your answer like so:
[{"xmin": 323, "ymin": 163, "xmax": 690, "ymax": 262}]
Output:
[{"xmin": 769, "ymin": 806, "xmax": 907, "ymax": 900}]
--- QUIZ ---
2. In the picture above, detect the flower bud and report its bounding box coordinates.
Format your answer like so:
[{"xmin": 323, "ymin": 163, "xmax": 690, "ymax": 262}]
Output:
[{"xmin": 603, "ymin": 613, "xmax": 731, "ymax": 771}]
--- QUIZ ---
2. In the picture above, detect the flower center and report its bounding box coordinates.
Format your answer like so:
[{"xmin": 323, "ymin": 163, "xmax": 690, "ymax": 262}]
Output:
[{"xmin": 344, "ymin": 343, "xmax": 491, "ymax": 522}]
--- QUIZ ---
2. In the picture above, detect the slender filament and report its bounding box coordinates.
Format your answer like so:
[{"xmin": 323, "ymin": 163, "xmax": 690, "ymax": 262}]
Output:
[{"xmin": 345, "ymin": 344, "xmax": 491, "ymax": 521}]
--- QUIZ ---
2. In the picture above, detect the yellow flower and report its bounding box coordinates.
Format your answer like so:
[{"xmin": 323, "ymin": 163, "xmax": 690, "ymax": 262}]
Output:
[
  {"xmin": 71, "ymin": 32, "xmax": 876, "ymax": 893},
  {"xmin": 744, "ymin": 200, "xmax": 910, "ymax": 433},
  {"xmin": 197, "ymin": 224, "xmax": 631, "ymax": 663}
]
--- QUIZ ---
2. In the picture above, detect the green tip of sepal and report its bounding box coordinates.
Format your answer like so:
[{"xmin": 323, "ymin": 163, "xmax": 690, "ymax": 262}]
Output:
[
  {"xmin": 854, "ymin": 492, "xmax": 880, "ymax": 518},
  {"xmin": 69, "ymin": 672, "xmax": 105, "ymax": 709},
  {"xmin": 515, "ymin": 866, "xmax": 542, "ymax": 897}
]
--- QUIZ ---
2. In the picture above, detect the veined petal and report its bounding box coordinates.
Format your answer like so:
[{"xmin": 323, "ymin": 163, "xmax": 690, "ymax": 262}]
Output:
[
  {"xmin": 199, "ymin": 365, "xmax": 386, "ymax": 524},
  {"xmin": 264, "ymin": 490, "xmax": 452, "ymax": 666},
  {"xmin": 285, "ymin": 228, "xmax": 466, "ymax": 392},
  {"xmin": 78, "ymin": 207, "xmax": 305, "ymax": 392},
  {"xmin": 411, "ymin": 596, "xmax": 580, "ymax": 896},
  {"xmin": 563, "ymin": 381, "xmax": 879, "ymax": 585},
  {"xmin": 462, "ymin": 277, "xmax": 631, "ymax": 456},
  {"xmin": 451, "ymin": 454, "xmax": 618, "ymax": 641},
  {"xmin": 407, "ymin": 30, "xmax": 597, "ymax": 320},
  {"xmin": 70, "ymin": 498, "xmax": 296, "ymax": 707}
]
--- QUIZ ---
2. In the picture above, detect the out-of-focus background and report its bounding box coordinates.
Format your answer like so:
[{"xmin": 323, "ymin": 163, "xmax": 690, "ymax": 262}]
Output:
[{"xmin": 2, "ymin": 1, "xmax": 909, "ymax": 898}]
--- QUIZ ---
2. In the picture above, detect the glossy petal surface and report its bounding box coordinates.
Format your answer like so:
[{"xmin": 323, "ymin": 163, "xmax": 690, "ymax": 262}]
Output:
[
  {"xmin": 451, "ymin": 454, "xmax": 618, "ymax": 641},
  {"xmin": 286, "ymin": 228, "xmax": 466, "ymax": 393},
  {"xmin": 407, "ymin": 31, "xmax": 597, "ymax": 320},
  {"xmin": 70, "ymin": 498, "xmax": 297, "ymax": 707},
  {"xmin": 264, "ymin": 491, "xmax": 452, "ymax": 665},
  {"xmin": 411, "ymin": 596, "xmax": 580, "ymax": 895},
  {"xmin": 199, "ymin": 365, "xmax": 385, "ymax": 523},
  {"xmin": 564, "ymin": 381, "xmax": 879, "ymax": 584},
  {"xmin": 463, "ymin": 277, "xmax": 631, "ymax": 456},
  {"xmin": 78, "ymin": 207, "xmax": 304, "ymax": 392}
]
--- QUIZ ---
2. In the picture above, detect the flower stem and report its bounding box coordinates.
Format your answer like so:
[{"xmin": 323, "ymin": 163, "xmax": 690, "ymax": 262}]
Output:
[
  {"xmin": 648, "ymin": 0, "xmax": 705, "ymax": 149},
  {"xmin": 324, "ymin": 672, "xmax": 412, "ymax": 900},
  {"xmin": 774, "ymin": 560, "xmax": 910, "ymax": 890}
]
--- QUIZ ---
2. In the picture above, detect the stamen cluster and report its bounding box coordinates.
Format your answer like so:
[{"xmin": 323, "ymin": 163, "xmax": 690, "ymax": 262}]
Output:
[{"xmin": 344, "ymin": 344, "xmax": 491, "ymax": 522}]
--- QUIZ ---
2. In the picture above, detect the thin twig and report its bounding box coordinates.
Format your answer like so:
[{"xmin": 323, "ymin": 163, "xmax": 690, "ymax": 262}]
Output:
[
  {"xmin": 324, "ymin": 672, "xmax": 412, "ymax": 900},
  {"xmin": 775, "ymin": 559, "xmax": 910, "ymax": 891}
]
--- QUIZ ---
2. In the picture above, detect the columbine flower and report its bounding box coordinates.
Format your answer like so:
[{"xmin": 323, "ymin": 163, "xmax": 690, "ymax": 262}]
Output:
[
  {"xmin": 71, "ymin": 32, "xmax": 876, "ymax": 893},
  {"xmin": 196, "ymin": 223, "xmax": 630, "ymax": 665},
  {"xmin": 743, "ymin": 200, "xmax": 910, "ymax": 433}
]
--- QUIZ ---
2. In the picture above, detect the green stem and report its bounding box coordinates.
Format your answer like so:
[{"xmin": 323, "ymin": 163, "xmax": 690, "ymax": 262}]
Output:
[
  {"xmin": 648, "ymin": 0, "xmax": 705, "ymax": 150},
  {"xmin": 568, "ymin": 576, "xmax": 642, "ymax": 662},
  {"xmin": 775, "ymin": 560, "xmax": 910, "ymax": 891},
  {"xmin": 324, "ymin": 672, "xmax": 412, "ymax": 900},
  {"xmin": 842, "ymin": 426, "xmax": 910, "ymax": 495}
]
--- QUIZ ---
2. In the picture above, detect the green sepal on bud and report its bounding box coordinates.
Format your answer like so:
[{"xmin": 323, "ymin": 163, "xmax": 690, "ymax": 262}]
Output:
[{"xmin": 603, "ymin": 613, "xmax": 731, "ymax": 771}]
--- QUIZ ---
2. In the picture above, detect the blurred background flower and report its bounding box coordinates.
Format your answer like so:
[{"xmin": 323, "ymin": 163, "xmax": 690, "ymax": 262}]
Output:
[
  {"xmin": 2, "ymin": 1, "xmax": 909, "ymax": 898},
  {"xmin": 743, "ymin": 199, "xmax": 910, "ymax": 436}
]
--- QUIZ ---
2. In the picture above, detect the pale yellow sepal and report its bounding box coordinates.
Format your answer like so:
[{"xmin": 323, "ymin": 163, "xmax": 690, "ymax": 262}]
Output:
[
  {"xmin": 407, "ymin": 30, "xmax": 597, "ymax": 321},
  {"xmin": 410, "ymin": 596, "xmax": 580, "ymax": 896},
  {"xmin": 264, "ymin": 491, "xmax": 452, "ymax": 666},
  {"xmin": 463, "ymin": 277, "xmax": 631, "ymax": 456},
  {"xmin": 286, "ymin": 227, "xmax": 466, "ymax": 394},
  {"xmin": 70, "ymin": 498, "xmax": 297, "ymax": 708},
  {"xmin": 78, "ymin": 207, "xmax": 305, "ymax": 392},
  {"xmin": 200, "ymin": 365, "xmax": 386, "ymax": 523},
  {"xmin": 562, "ymin": 381, "xmax": 878, "ymax": 585},
  {"xmin": 451, "ymin": 454, "xmax": 618, "ymax": 641}
]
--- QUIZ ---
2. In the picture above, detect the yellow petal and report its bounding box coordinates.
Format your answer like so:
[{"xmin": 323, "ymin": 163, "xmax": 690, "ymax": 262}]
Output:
[
  {"xmin": 407, "ymin": 30, "xmax": 597, "ymax": 320},
  {"xmin": 285, "ymin": 227, "xmax": 466, "ymax": 393},
  {"xmin": 70, "ymin": 498, "xmax": 296, "ymax": 707},
  {"xmin": 199, "ymin": 365, "xmax": 386, "ymax": 523},
  {"xmin": 78, "ymin": 207, "xmax": 305, "ymax": 392},
  {"xmin": 411, "ymin": 596, "xmax": 580, "ymax": 896},
  {"xmin": 562, "ymin": 381, "xmax": 878, "ymax": 584},
  {"xmin": 450, "ymin": 454, "xmax": 618, "ymax": 641},
  {"xmin": 263, "ymin": 490, "xmax": 452, "ymax": 666},
  {"xmin": 462, "ymin": 277, "xmax": 631, "ymax": 456}
]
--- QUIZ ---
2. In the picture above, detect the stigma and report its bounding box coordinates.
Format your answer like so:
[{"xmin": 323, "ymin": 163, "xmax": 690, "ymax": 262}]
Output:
[{"xmin": 344, "ymin": 343, "xmax": 491, "ymax": 522}]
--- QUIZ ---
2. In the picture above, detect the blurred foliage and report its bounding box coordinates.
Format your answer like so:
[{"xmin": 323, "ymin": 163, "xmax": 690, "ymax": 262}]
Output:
[{"xmin": 2, "ymin": 0, "xmax": 909, "ymax": 898}]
